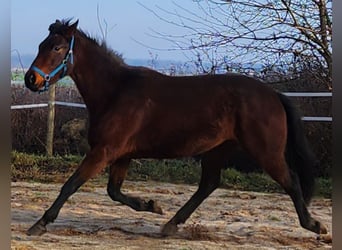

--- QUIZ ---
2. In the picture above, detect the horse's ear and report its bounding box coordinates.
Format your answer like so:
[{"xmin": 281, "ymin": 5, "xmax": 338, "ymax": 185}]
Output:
[
  {"xmin": 66, "ymin": 20, "xmax": 79, "ymax": 36},
  {"xmin": 49, "ymin": 19, "xmax": 62, "ymax": 32}
]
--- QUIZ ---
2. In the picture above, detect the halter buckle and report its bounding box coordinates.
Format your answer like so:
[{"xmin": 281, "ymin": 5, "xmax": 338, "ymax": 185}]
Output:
[{"xmin": 44, "ymin": 75, "xmax": 51, "ymax": 81}]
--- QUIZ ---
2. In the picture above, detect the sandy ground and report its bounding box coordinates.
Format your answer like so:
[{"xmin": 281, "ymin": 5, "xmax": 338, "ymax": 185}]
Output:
[{"xmin": 11, "ymin": 181, "xmax": 332, "ymax": 250}]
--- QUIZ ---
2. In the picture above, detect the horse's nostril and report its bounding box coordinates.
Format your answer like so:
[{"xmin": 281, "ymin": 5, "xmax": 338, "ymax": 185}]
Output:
[
  {"xmin": 25, "ymin": 72, "xmax": 36, "ymax": 85},
  {"xmin": 24, "ymin": 72, "xmax": 39, "ymax": 91},
  {"xmin": 29, "ymin": 73, "xmax": 36, "ymax": 84}
]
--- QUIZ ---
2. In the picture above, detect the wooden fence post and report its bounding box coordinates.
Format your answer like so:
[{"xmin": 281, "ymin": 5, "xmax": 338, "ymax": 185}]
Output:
[{"xmin": 46, "ymin": 84, "xmax": 56, "ymax": 156}]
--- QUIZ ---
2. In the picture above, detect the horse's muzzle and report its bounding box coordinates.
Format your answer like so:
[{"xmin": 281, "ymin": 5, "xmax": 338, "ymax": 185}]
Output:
[{"xmin": 24, "ymin": 71, "xmax": 40, "ymax": 92}]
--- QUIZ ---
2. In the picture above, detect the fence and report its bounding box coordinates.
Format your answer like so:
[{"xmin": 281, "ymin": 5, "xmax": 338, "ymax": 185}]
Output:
[{"xmin": 10, "ymin": 92, "xmax": 333, "ymax": 121}]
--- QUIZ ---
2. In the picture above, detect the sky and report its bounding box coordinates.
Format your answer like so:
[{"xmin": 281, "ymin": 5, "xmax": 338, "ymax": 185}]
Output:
[{"xmin": 11, "ymin": 0, "xmax": 197, "ymax": 61}]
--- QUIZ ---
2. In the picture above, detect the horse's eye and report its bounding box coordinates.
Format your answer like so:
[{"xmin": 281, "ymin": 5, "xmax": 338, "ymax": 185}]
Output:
[{"xmin": 54, "ymin": 46, "xmax": 61, "ymax": 52}]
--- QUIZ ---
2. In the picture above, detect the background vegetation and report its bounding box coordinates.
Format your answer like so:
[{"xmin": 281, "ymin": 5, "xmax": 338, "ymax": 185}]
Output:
[{"xmin": 11, "ymin": 151, "xmax": 331, "ymax": 198}]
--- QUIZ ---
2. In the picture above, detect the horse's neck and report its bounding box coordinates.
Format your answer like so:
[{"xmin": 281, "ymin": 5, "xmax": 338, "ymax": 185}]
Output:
[{"xmin": 70, "ymin": 40, "xmax": 121, "ymax": 116}]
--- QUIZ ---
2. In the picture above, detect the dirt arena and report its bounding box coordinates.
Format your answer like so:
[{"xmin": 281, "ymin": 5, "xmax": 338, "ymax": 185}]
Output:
[{"xmin": 11, "ymin": 181, "xmax": 332, "ymax": 249}]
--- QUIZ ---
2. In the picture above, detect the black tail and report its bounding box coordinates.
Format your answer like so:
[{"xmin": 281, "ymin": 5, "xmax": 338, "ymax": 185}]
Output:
[{"xmin": 277, "ymin": 93, "xmax": 318, "ymax": 205}]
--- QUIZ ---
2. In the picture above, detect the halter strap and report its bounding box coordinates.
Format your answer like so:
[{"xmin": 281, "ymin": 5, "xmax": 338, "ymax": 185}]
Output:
[{"xmin": 31, "ymin": 36, "xmax": 75, "ymax": 93}]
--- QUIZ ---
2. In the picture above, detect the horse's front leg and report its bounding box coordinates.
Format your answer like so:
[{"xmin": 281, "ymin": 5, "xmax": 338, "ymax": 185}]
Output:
[
  {"xmin": 27, "ymin": 147, "xmax": 110, "ymax": 236},
  {"xmin": 106, "ymin": 159, "xmax": 163, "ymax": 214},
  {"xmin": 161, "ymin": 154, "xmax": 222, "ymax": 236}
]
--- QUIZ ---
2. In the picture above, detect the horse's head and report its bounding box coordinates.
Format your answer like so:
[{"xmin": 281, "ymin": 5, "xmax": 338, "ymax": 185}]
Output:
[{"xmin": 25, "ymin": 19, "xmax": 78, "ymax": 92}]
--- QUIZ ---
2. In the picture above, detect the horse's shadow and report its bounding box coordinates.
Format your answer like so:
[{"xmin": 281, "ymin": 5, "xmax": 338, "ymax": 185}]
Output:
[
  {"xmin": 42, "ymin": 215, "xmax": 214, "ymax": 240},
  {"xmin": 37, "ymin": 214, "xmax": 170, "ymax": 238}
]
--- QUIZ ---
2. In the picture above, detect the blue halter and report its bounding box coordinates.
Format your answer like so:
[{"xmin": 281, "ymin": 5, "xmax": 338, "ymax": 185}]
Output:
[{"xmin": 31, "ymin": 36, "xmax": 75, "ymax": 93}]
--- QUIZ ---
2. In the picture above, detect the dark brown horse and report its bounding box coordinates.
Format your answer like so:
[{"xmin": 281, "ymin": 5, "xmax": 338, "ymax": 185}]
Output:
[{"xmin": 24, "ymin": 19, "xmax": 327, "ymax": 237}]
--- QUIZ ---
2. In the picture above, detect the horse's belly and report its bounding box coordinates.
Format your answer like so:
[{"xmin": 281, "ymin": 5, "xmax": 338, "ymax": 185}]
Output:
[{"xmin": 131, "ymin": 125, "xmax": 232, "ymax": 159}]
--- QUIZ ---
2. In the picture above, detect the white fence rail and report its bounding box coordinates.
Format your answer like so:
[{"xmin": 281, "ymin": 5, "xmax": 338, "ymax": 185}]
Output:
[
  {"xmin": 11, "ymin": 92, "xmax": 332, "ymax": 122},
  {"xmin": 282, "ymin": 92, "xmax": 332, "ymax": 97},
  {"xmin": 11, "ymin": 103, "xmax": 49, "ymax": 109}
]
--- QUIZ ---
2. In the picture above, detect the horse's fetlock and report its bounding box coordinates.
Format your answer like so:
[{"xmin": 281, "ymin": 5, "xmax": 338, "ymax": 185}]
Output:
[{"xmin": 147, "ymin": 200, "xmax": 163, "ymax": 215}]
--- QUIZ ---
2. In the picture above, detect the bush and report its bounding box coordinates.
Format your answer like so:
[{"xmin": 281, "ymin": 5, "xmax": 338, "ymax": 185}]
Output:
[
  {"xmin": 128, "ymin": 159, "xmax": 201, "ymax": 184},
  {"xmin": 11, "ymin": 151, "xmax": 331, "ymax": 198},
  {"xmin": 11, "ymin": 151, "xmax": 82, "ymax": 182}
]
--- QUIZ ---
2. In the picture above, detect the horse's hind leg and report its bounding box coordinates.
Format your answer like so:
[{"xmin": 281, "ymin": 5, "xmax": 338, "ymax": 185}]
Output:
[
  {"xmin": 257, "ymin": 154, "xmax": 327, "ymax": 234},
  {"xmin": 278, "ymin": 166, "xmax": 327, "ymax": 234},
  {"xmin": 27, "ymin": 147, "xmax": 109, "ymax": 236},
  {"xmin": 161, "ymin": 150, "xmax": 223, "ymax": 236},
  {"xmin": 106, "ymin": 159, "xmax": 162, "ymax": 214}
]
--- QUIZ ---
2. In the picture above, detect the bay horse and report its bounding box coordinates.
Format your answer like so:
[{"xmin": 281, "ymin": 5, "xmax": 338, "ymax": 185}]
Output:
[{"xmin": 24, "ymin": 19, "xmax": 327, "ymax": 237}]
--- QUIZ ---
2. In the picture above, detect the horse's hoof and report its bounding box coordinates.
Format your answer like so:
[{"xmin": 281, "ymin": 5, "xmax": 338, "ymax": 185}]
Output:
[
  {"xmin": 319, "ymin": 222, "xmax": 328, "ymax": 235},
  {"xmin": 147, "ymin": 200, "xmax": 163, "ymax": 215},
  {"xmin": 27, "ymin": 220, "xmax": 47, "ymax": 236},
  {"xmin": 317, "ymin": 234, "xmax": 332, "ymax": 243},
  {"xmin": 306, "ymin": 220, "xmax": 328, "ymax": 235},
  {"xmin": 161, "ymin": 222, "xmax": 178, "ymax": 236}
]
